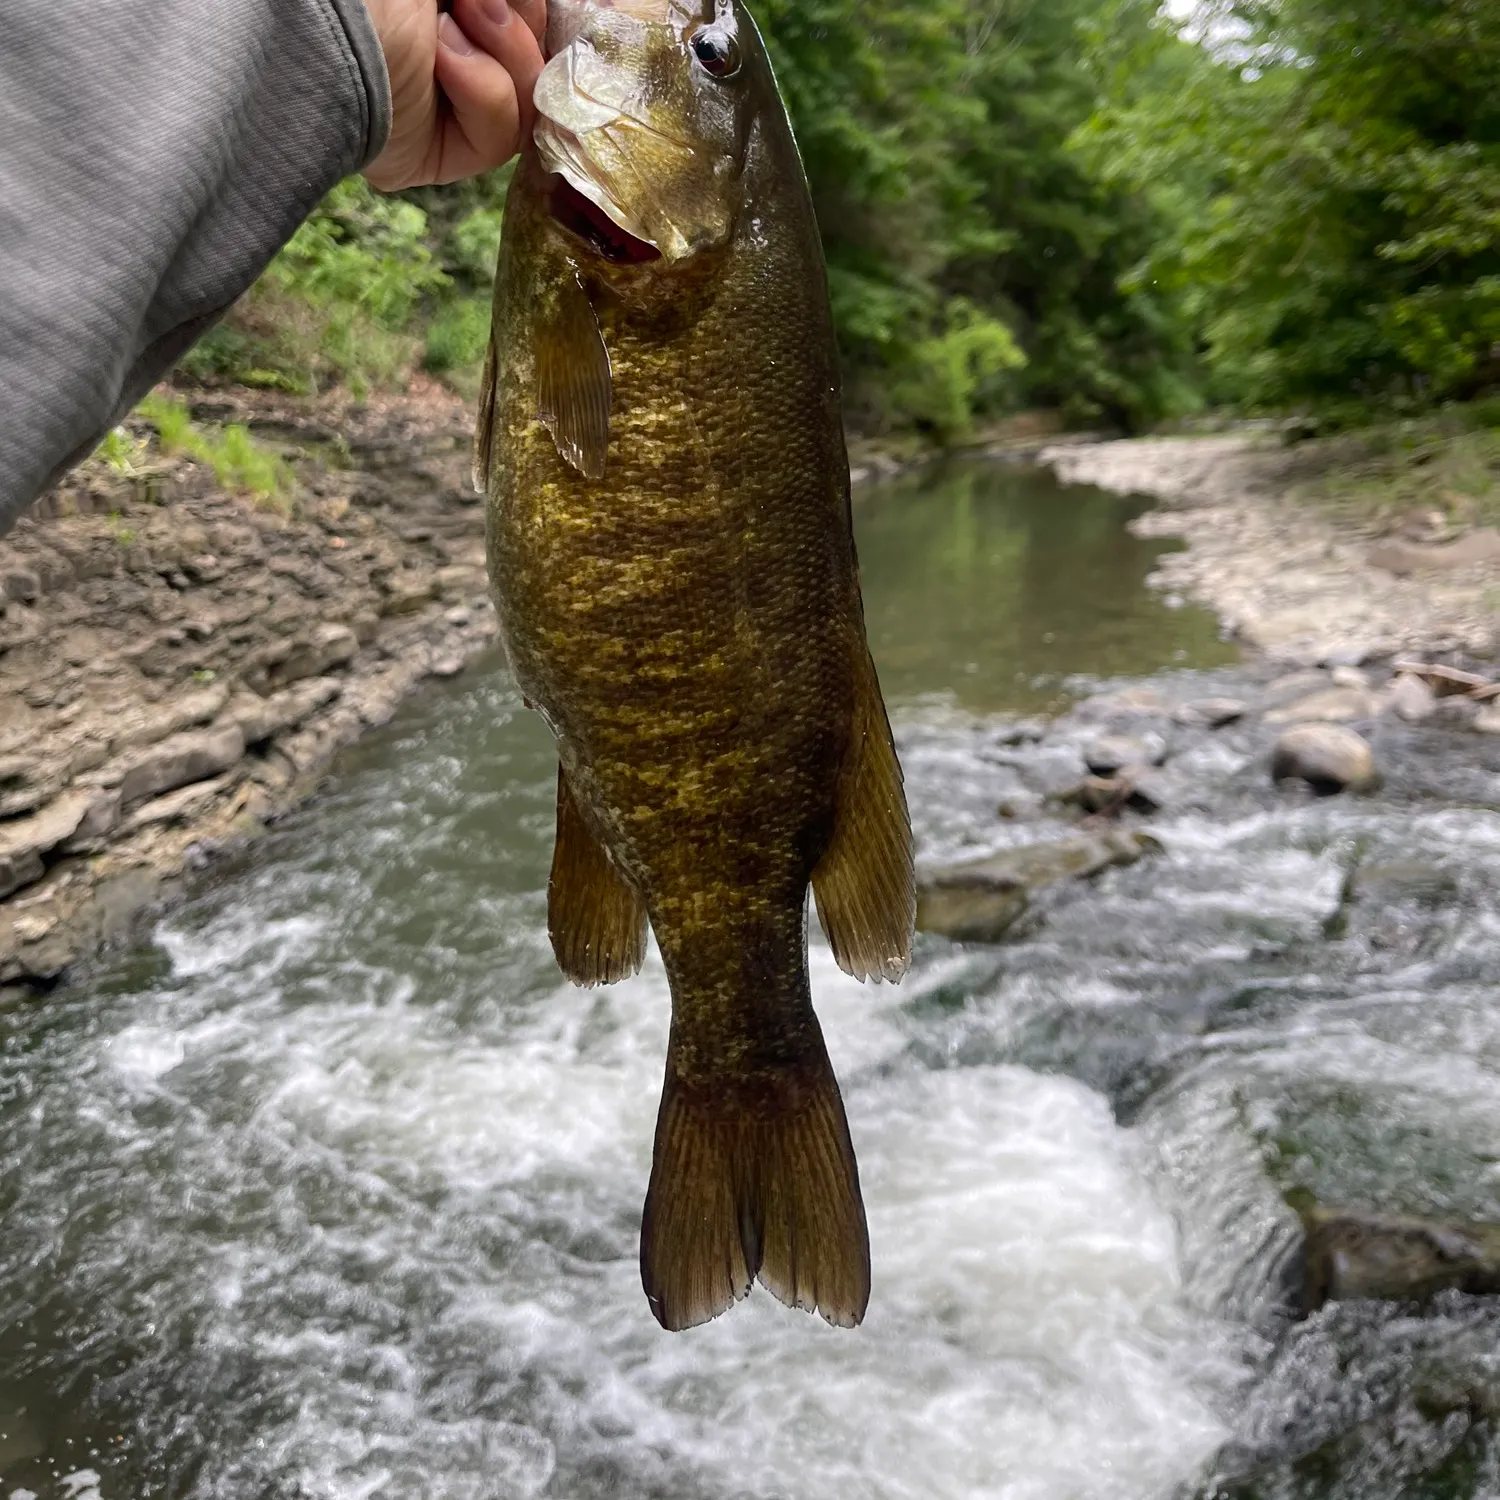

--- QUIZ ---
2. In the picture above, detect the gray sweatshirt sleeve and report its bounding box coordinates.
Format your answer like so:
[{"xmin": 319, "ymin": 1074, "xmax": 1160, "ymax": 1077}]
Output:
[{"xmin": 0, "ymin": 0, "xmax": 393, "ymax": 538}]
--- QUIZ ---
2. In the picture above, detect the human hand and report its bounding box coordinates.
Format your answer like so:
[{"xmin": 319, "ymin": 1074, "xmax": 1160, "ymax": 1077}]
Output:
[{"xmin": 362, "ymin": 0, "xmax": 546, "ymax": 190}]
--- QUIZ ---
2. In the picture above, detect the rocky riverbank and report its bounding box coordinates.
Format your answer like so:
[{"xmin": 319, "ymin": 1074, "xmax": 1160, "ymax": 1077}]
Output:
[
  {"xmin": 1042, "ymin": 434, "xmax": 1500, "ymax": 667},
  {"xmin": 0, "ymin": 386, "xmax": 502, "ymax": 991}
]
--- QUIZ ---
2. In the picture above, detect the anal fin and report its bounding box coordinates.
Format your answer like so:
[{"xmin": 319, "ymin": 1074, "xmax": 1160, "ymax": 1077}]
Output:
[
  {"xmin": 548, "ymin": 764, "xmax": 647, "ymax": 986},
  {"xmin": 812, "ymin": 647, "xmax": 915, "ymax": 981},
  {"xmin": 640, "ymin": 1045, "xmax": 870, "ymax": 1332}
]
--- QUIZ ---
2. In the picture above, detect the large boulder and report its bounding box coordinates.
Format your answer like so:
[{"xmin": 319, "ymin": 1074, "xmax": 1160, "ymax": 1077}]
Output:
[
  {"xmin": 916, "ymin": 830, "xmax": 1160, "ymax": 943},
  {"xmin": 1271, "ymin": 723, "xmax": 1379, "ymax": 794}
]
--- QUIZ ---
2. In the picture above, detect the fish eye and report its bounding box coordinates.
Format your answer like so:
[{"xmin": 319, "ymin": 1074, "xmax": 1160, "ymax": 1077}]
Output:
[{"xmin": 690, "ymin": 26, "xmax": 740, "ymax": 79}]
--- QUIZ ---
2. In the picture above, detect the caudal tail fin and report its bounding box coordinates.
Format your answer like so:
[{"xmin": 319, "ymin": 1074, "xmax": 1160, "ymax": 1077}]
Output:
[{"xmin": 639, "ymin": 1039, "xmax": 870, "ymax": 1332}]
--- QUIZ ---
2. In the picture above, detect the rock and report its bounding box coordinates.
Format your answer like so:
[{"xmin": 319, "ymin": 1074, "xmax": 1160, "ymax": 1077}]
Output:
[
  {"xmin": 0, "ymin": 788, "xmax": 107, "ymax": 897},
  {"xmin": 1260, "ymin": 669, "xmax": 1332, "ymax": 708},
  {"xmin": 12, "ymin": 913, "xmax": 56, "ymax": 943},
  {"xmin": 1323, "ymin": 858, "xmax": 1460, "ymax": 946},
  {"xmin": 60, "ymin": 788, "xmax": 121, "ymax": 851},
  {"xmin": 117, "ymin": 725, "xmax": 245, "ymax": 808},
  {"xmin": 1271, "ymin": 723, "xmax": 1378, "ymax": 794},
  {"xmin": 1263, "ymin": 687, "xmax": 1377, "ymax": 725},
  {"xmin": 273, "ymin": 622, "xmax": 359, "ymax": 685},
  {"xmin": 1384, "ymin": 672, "xmax": 1437, "ymax": 723},
  {"xmin": 0, "ymin": 850, "xmax": 44, "ymax": 902},
  {"xmin": 1084, "ymin": 732, "xmax": 1166, "ymax": 776},
  {"xmin": 2, "ymin": 566, "xmax": 41, "ymax": 603},
  {"xmin": 1172, "ymin": 696, "xmax": 1246, "ymax": 729},
  {"xmin": 113, "ymin": 683, "xmax": 231, "ymax": 750},
  {"xmin": 1476, "ymin": 704, "xmax": 1500, "ymax": 735},
  {"xmin": 1367, "ymin": 528, "xmax": 1500, "ymax": 576},
  {"xmin": 916, "ymin": 830, "xmax": 1161, "ymax": 943},
  {"xmin": 229, "ymin": 677, "xmax": 343, "ymax": 745},
  {"xmin": 1301, "ymin": 1206, "xmax": 1500, "ymax": 1314},
  {"xmin": 1329, "ymin": 665, "xmax": 1370, "ymax": 689},
  {"xmin": 68, "ymin": 737, "xmax": 111, "ymax": 776},
  {"xmin": 124, "ymin": 775, "xmax": 233, "ymax": 831}
]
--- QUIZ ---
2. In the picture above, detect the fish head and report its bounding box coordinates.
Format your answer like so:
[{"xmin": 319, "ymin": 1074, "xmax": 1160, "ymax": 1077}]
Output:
[{"xmin": 533, "ymin": 0, "xmax": 761, "ymax": 265}]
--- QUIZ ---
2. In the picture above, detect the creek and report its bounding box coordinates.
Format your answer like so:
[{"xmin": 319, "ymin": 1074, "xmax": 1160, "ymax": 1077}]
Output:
[{"xmin": 4, "ymin": 460, "xmax": 1500, "ymax": 1499}]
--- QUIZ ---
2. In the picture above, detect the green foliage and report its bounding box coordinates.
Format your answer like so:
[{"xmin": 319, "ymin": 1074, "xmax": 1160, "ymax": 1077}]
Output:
[
  {"xmin": 1089, "ymin": 0, "xmax": 1500, "ymax": 413},
  {"xmin": 136, "ymin": 394, "xmax": 295, "ymax": 510},
  {"xmin": 172, "ymin": 0, "xmax": 1500, "ymax": 434}
]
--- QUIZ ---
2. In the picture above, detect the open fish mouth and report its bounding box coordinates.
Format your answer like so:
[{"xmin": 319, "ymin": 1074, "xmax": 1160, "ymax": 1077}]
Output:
[{"xmin": 546, "ymin": 172, "xmax": 663, "ymax": 265}]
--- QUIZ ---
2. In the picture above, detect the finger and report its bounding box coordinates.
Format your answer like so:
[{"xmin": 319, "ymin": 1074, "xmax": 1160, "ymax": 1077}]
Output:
[
  {"xmin": 432, "ymin": 13, "xmax": 526, "ymax": 181},
  {"xmin": 512, "ymin": 0, "xmax": 547, "ymax": 48},
  {"xmin": 451, "ymin": 0, "xmax": 546, "ymax": 125}
]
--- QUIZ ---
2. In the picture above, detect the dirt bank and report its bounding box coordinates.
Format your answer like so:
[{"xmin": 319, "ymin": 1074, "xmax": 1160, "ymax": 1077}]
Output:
[
  {"xmin": 1042, "ymin": 434, "xmax": 1500, "ymax": 667},
  {"xmin": 0, "ymin": 385, "xmax": 502, "ymax": 990}
]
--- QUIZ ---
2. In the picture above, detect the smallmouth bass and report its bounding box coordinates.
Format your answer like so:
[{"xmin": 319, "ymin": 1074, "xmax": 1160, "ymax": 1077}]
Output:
[{"xmin": 476, "ymin": 0, "xmax": 914, "ymax": 1330}]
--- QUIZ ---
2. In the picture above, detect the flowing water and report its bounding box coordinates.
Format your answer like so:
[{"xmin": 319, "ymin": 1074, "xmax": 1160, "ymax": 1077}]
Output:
[{"xmin": 4, "ymin": 461, "xmax": 1500, "ymax": 1500}]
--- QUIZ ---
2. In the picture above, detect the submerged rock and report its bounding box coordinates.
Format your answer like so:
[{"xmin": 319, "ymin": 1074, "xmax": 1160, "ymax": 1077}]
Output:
[
  {"xmin": 1301, "ymin": 1206, "xmax": 1500, "ymax": 1314},
  {"xmin": 1384, "ymin": 672, "xmax": 1437, "ymax": 723},
  {"xmin": 1271, "ymin": 724, "xmax": 1378, "ymax": 794},
  {"xmin": 916, "ymin": 830, "xmax": 1161, "ymax": 943},
  {"xmin": 1084, "ymin": 732, "xmax": 1167, "ymax": 776},
  {"xmin": 1263, "ymin": 686, "xmax": 1377, "ymax": 725},
  {"xmin": 1172, "ymin": 696, "xmax": 1246, "ymax": 729}
]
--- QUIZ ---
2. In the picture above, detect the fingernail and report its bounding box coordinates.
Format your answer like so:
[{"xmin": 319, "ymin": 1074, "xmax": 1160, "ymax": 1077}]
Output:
[
  {"xmin": 478, "ymin": 0, "xmax": 512, "ymax": 25},
  {"xmin": 437, "ymin": 12, "xmax": 478, "ymax": 53}
]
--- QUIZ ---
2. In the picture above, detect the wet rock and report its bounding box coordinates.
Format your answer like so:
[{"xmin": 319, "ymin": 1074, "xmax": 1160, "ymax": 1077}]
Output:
[
  {"xmin": 1301, "ymin": 1206, "xmax": 1500, "ymax": 1314},
  {"xmin": 1475, "ymin": 704, "xmax": 1500, "ymax": 735},
  {"xmin": 916, "ymin": 830, "xmax": 1161, "ymax": 943},
  {"xmin": 1263, "ymin": 686, "xmax": 1377, "ymax": 725},
  {"xmin": 1271, "ymin": 724, "xmax": 1378, "ymax": 794},
  {"xmin": 1385, "ymin": 672, "xmax": 1437, "ymax": 723},
  {"xmin": 1084, "ymin": 732, "xmax": 1167, "ymax": 776},
  {"xmin": 1172, "ymin": 696, "xmax": 1246, "ymax": 729},
  {"xmin": 117, "ymin": 725, "xmax": 245, "ymax": 808},
  {"xmin": 1323, "ymin": 858, "xmax": 1460, "ymax": 946}
]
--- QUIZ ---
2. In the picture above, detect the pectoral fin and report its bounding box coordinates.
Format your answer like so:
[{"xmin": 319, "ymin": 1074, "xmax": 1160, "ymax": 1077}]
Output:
[
  {"xmin": 548, "ymin": 764, "xmax": 647, "ymax": 986},
  {"xmin": 471, "ymin": 335, "xmax": 498, "ymax": 494},
  {"xmin": 812, "ymin": 649, "xmax": 915, "ymax": 982},
  {"xmin": 537, "ymin": 271, "xmax": 611, "ymax": 480}
]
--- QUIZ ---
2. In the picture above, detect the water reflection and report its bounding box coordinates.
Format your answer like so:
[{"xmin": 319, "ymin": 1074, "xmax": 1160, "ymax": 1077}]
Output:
[{"xmin": 856, "ymin": 460, "xmax": 1236, "ymax": 712}]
